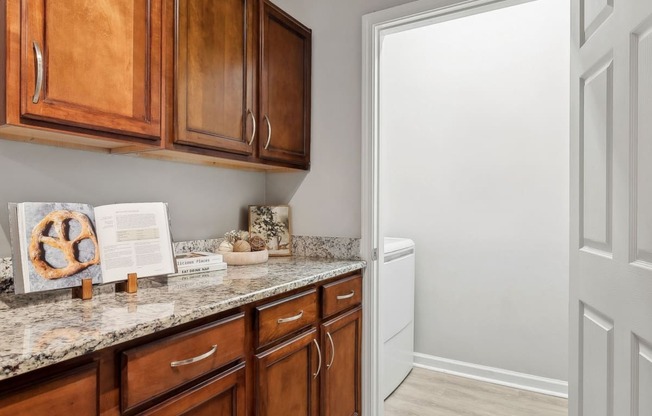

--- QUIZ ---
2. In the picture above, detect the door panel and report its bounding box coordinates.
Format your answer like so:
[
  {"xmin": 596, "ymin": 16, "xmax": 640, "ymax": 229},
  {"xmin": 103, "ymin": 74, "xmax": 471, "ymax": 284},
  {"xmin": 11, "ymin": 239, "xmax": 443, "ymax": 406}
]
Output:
[
  {"xmin": 580, "ymin": 58, "xmax": 613, "ymax": 255},
  {"xmin": 255, "ymin": 329, "xmax": 319, "ymax": 416},
  {"xmin": 631, "ymin": 19, "xmax": 652, "ymax": 265},
  {"xmin": 633, "ymin": 335, "xmax": 652, "ymax": 416},
  {"xmin": 579, "ymin": 303, "xmax": 614, "ymax": 416},
  {"xmin": 571, "ymin": 0, "xmax": 652, "ymax": 415},
  {"xmin": 258, "ymin": 0, "xmax": 311, "ymax": 168},
  {"xmin": 321, "ymin": 307, "xmax": 361, "ymax": 416},
  {"xmin": 581, "ymin": 0, "xmax": 613, "ymax": 45},
  {"xmin": 175, "ymin": 0, "xmax": 255, "ymax": 154},
  {"xmin": 21, "ymin": 0, "xmax": 161, "ymax": 138}
]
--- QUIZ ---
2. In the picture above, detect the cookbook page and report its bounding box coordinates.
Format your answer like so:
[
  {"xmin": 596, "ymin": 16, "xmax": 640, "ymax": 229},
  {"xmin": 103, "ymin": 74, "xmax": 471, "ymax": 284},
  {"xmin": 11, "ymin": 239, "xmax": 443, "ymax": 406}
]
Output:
[{"xmin": 94, "ymin": 202, "xmax": 175, "ymax": 283}]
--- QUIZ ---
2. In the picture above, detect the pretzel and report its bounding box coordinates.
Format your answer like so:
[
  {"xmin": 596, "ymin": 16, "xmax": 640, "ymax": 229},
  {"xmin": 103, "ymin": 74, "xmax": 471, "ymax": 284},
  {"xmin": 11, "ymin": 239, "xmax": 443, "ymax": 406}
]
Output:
[{"xmin": 28, "ymin": 210, "xmax": 100, "ymax": 280}]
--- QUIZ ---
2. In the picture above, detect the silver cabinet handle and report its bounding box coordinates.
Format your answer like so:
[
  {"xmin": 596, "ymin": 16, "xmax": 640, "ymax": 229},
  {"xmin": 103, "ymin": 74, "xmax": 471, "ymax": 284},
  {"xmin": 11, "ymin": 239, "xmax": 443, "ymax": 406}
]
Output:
[
  {"xmin": 32, "ymin": 41, "xmax": 43, "ymax": 104},
  {"xmin": 264, "ymin": 115, "xmax": 272, "ymax": 149},
  {"xmin": 247, "ymin": 109, "xmax": 256, "ymax": 145},
  {"xmin": 277, "ymin": 310, "xmax": 303, "ymax": 324},
  {"xmin": 170, "ymin": 344, "xmax": 217, "ymax": 367},
  {"xmin": 336, "ymin": 290, "xmax": 355, "ymax": 300},
  {"xmin": 313, "ymin": 339, "xmax": 322, "ymax": 378},
  {"xmin": 326, "ymin": 332, "xmax": 335, "ymax": 369}
]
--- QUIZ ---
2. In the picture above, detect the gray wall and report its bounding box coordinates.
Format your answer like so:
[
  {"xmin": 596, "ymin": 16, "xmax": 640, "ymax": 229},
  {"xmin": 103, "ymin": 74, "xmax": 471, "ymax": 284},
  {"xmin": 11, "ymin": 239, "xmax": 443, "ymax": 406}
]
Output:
[
  {"xmin": 0, "ymin": 139, "xmax": 265, "ymax": 257},
  {"xmin": 380, "ymin": 0, "xmax": 570, "ymax": 381}
]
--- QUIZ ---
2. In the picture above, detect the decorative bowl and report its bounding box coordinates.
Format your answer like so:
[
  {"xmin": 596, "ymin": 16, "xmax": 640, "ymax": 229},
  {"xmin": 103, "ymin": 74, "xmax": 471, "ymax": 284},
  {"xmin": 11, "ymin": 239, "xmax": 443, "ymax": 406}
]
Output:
[{"xmin": 218, "ymin": 249, "xmax": 269, "ymax": 266}]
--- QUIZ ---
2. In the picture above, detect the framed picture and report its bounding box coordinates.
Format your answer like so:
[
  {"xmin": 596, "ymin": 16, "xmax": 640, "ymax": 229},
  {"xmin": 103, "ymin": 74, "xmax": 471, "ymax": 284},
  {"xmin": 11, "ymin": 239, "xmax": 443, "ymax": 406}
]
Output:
[{"xmin": 248, "ymin": 205, "xmax": 291, "ymax": 256}]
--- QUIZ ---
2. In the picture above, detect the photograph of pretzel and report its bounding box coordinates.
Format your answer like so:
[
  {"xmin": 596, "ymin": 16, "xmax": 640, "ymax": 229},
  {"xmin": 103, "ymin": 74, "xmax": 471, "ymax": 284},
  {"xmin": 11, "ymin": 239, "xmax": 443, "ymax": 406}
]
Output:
[{"xmin": 28, "ymin": 210, "xmax": 101, "ymax": 280}]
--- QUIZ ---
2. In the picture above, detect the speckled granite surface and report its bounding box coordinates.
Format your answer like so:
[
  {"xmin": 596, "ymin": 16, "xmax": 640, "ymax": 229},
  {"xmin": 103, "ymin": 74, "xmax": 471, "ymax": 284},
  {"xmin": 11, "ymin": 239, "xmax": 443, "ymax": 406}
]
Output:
[
  {"xmin": 0, "ymin": 236, "xmax": 360, "ymax": 294},
  {"xmin": 0, "ymin": 257, "xmax": 364, "ymax": 381}
]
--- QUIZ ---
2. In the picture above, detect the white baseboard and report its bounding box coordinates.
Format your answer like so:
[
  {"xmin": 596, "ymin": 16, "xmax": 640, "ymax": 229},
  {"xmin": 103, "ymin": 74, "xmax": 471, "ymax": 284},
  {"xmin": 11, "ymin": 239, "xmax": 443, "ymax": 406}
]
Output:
[{"xmin": 413, "ymin": 352, "xmax": 568, "ymax": 398}]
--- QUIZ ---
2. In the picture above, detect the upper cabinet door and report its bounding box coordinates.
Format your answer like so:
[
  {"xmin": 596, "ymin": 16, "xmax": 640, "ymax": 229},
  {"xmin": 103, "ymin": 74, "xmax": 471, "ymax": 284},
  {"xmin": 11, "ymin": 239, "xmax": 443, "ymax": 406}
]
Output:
[
  {"xmin": 258, "ymin": 0, "xmax": 311, "ymax": 169},
  {"xmin": 175, "ymin": 0, "xmax": 255, "ymax": 155},
  {"xmin": 20, "ymin": 0, "xmax": 162, "ymax": 139}
]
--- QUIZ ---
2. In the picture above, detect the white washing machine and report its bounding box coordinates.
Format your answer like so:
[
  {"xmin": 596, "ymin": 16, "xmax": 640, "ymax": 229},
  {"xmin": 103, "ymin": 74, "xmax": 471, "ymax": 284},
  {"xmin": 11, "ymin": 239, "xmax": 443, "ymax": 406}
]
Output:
[{"xmin": 381, "ymin": 237, "xmax": 415, "ymax": 399}]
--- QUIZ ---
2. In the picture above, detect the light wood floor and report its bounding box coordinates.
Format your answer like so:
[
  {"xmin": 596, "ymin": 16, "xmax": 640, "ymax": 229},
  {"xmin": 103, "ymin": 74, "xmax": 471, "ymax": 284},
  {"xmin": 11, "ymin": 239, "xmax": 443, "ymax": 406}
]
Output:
[{"xmin": 384, "ymin": 368, "xmax": 568, "ymax": 416}]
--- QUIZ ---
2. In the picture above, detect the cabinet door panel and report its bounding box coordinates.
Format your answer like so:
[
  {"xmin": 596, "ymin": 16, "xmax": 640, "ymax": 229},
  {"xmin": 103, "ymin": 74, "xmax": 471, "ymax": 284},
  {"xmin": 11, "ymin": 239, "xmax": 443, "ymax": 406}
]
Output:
[
  {"xmin": 140, "ymin": 364, "xmax": 246, "ymax": 416},
  {"xmin": 255, "ymin": 328, "xmax": 319, "ymax": 416},
  {"xmin": 175, "ymin": 0, "xmax": 254, "ymax": 154},
  {"xmin": 259, "ymin": 0, "xmax": 310, "ymax": 168},
  {"xmin": 0, "ymin": 363, "xmax": 98, "ymax": 416},
  {"xmin": 321, "ymin": 307, "xmax": 362, "ymax": 416},
  {"xmin": 20, "ymin": 0, "xmax": 161, "ymax": 138}
]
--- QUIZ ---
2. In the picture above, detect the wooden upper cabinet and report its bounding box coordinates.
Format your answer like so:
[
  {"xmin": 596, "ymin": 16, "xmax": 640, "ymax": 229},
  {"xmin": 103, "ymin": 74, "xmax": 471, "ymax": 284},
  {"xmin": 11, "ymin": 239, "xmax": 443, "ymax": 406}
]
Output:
[
  {"xmin": 174, "ymin": 0, "xmax": 256, "ymax": 155},
  {"xmin": 258, "ymin": 0, "xmax": 311, "ymax": 169},
  {"xmin": 19, "ymin": 0, "xmax": 162, "ymax": 139}
]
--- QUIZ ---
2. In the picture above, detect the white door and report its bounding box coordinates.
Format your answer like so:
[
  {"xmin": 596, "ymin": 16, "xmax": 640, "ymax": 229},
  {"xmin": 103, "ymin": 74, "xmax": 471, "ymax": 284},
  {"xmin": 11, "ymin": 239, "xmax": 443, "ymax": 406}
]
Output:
[{"xmin": 570, "ymin": 0, "xmax": 652, "ymax": 415}]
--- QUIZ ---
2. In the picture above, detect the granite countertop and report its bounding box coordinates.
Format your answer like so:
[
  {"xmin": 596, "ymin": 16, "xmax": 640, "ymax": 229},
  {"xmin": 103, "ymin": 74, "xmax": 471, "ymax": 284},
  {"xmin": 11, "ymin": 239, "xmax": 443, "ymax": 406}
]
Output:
[{"xmin": 0, "ymin": 257, "xmax": 365, "ymax": 381}]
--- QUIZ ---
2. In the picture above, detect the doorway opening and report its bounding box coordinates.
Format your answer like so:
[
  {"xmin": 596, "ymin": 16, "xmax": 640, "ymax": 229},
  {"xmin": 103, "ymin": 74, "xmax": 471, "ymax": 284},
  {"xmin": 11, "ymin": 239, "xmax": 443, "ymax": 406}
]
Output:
[{"xmin": 362, "ymin": 0, "xmax": 570, "ymax": 414}]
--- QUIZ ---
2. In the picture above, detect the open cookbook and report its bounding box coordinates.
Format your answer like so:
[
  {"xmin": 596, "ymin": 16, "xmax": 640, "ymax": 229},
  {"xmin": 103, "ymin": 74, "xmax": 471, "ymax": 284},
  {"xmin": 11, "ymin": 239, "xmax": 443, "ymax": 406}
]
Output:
[{"xmin": 8, "ymin": 202, "xmax": 176, "ymax": 294}]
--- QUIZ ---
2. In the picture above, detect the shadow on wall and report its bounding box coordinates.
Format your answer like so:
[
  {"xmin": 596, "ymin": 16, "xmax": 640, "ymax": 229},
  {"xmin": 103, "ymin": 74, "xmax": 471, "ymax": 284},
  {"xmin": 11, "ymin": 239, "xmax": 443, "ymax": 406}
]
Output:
[{"xmin": 265, "ymin": 171, "xmax": 309, "ymax": 206}]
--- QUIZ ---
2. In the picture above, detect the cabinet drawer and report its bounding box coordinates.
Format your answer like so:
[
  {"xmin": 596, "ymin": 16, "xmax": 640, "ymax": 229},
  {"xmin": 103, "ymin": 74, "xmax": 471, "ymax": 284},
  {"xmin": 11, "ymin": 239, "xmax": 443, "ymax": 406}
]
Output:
[
  {"xmin": 257, "ymin": 290, "xmax": 318, "ymax": 347},
  {"xmin": 0, "ymin": 363, "xmax": 98, "ymax": 416},
  {"xmin": 322, "ymin": 274, "xmax": 362, "ymax": 318},
  {"xmin": 139, "ymin": 363, "xmax": 246, "ymax": 416},
  {"xmin": 122, "ymin": 313, "xmax": 245, "ymax": 412}
]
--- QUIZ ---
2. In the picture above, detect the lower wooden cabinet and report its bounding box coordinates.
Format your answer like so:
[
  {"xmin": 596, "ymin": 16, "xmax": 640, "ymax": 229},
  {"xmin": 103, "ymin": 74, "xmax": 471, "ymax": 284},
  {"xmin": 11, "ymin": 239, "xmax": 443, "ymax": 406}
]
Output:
[
  {"xmin": 321, "ymin": 307, "xmax": 362, "ymax": 416},
  {"xmin": 0, "ymin": 272, "xmax": 362, "ymax": 416},
  {"xmin": 0, "ymin": 362, "xmax": 98, "ymax": 416},
  {"xmin": 140, "ymin": 363, "xmax": 246, "ymax": 416},
  {"xmin": 253, "ymin": 275, "xmax": 363, "ymax": 416},
  {"xmin": 255, "ymin": 328, "xmax": 320, "ymax": 416}
]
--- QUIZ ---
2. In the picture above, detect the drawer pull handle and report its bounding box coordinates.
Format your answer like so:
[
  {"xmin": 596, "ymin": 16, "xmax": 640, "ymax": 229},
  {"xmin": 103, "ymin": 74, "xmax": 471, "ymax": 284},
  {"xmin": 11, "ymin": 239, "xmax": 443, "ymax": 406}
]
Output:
[
  {"xmin": 247, "ymin": 109, "xmax": 256, "ymax": 145},
  {"xmin": 170, "ymin": 344, "xmax": 217, "ymax": 368},
  {"xmin": 326, "ymin": 332, "xmax": 335, "ymax": 369},
  {"xmin": 313, "ymin": 339, "xmax": 322, "ymax": 378},
  {"xmin": 336, "ymin": 290, "xmax": 355, "ymax": 300},
  {"xmin": 277, "ymin": 310, "xmax": 303, "ymax": 324},
  {"xmin": 32, "ymin": 41, "xmax": 43, "ymax": 104}
]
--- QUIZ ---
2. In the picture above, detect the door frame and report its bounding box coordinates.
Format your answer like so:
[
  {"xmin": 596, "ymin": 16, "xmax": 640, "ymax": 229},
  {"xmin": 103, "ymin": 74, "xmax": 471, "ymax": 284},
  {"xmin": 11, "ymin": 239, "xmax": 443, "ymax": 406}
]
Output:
[{"xmin": 361, "ymin": 0, "xmax": 535, "ymax": 413}]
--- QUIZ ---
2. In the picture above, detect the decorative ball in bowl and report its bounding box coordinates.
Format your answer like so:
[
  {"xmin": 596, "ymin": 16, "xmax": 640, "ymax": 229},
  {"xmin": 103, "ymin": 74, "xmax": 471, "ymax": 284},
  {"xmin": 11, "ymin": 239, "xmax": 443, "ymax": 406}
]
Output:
[
  {"xmin": 219, "ymin": 230, "xmax": 269, "ymax": 265},
  {"xmin": 219, "ymin": 249, "xmax": 268, "ymax": 266}
]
